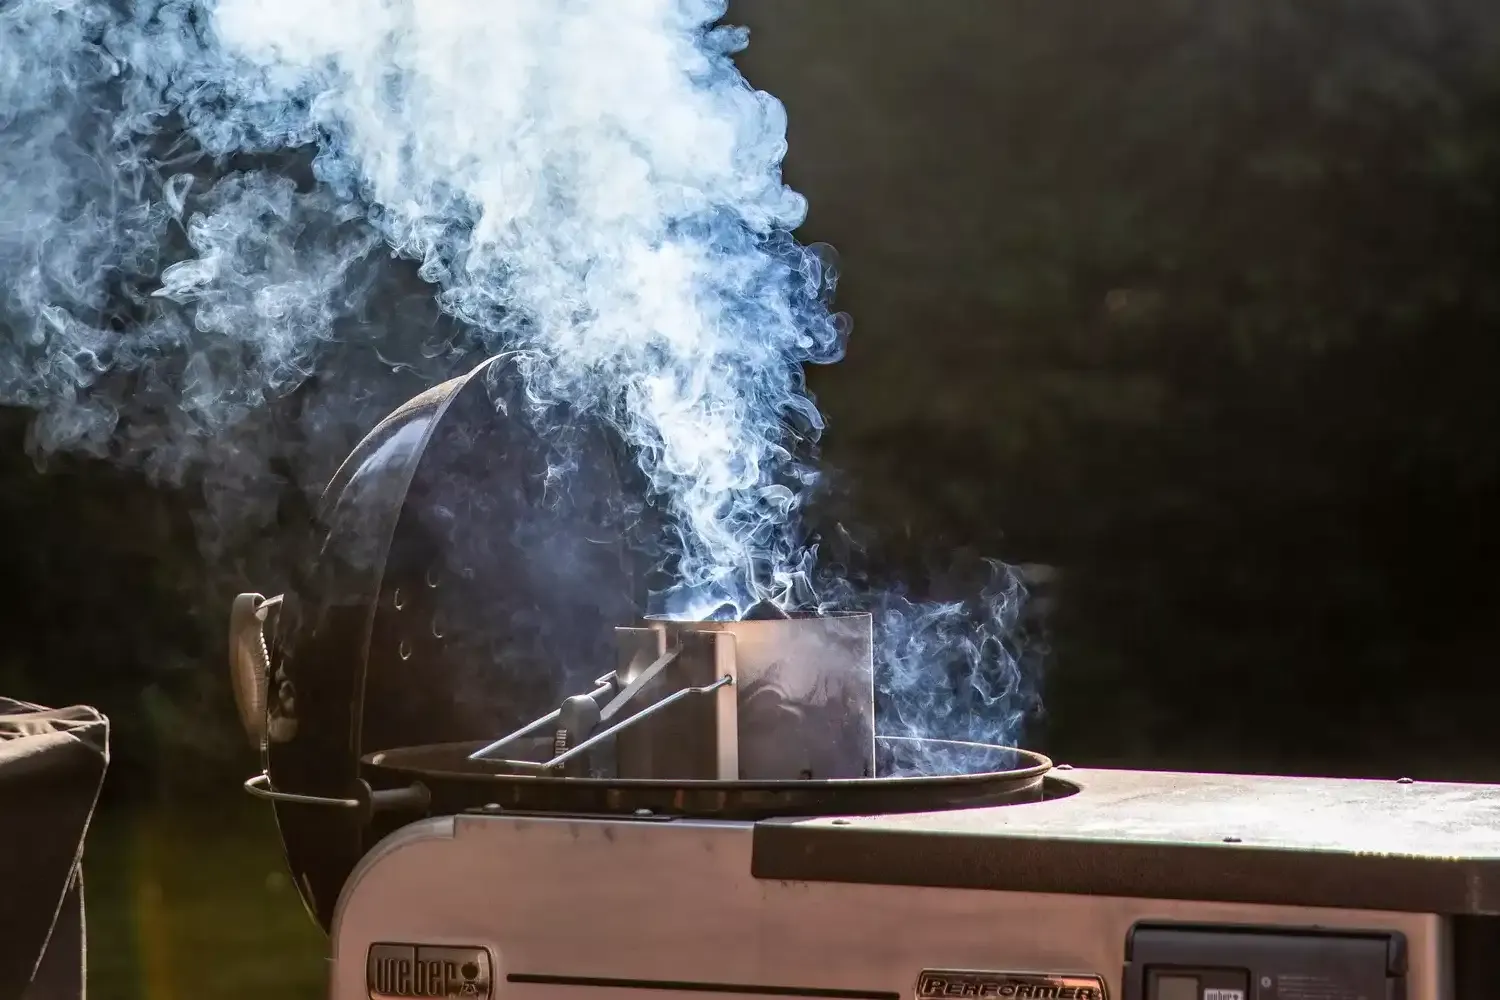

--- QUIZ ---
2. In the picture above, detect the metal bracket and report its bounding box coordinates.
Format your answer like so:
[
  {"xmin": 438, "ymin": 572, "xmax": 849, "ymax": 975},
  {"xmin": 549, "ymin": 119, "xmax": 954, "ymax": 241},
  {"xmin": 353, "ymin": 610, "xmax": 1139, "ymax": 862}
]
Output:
[
  {"xmin": 549, "ymin": 674, "xmax": 732, "ymax": 770},
  {"xmin": 242, "ymin": 772, "xmax": 430, "ymax": 824},
  {"xmin": 244, "ymin": 772, "xmax": 360, "ymax": 808},
  {"xmin": 466, "ymin": 627, "xmax": 740, "ymax": 779},
  {"xmin": 467, "ymin": 678, "xmax": 619, "ymax": 761}
]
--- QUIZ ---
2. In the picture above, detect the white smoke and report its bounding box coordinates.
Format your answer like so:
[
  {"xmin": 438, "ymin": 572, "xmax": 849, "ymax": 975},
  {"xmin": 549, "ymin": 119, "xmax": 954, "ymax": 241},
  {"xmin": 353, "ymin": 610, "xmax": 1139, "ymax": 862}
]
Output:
[
  {"xmin": 0, "ymin": 0, "xmax": 1038, "ymax": 755},
  {"xmin": 168, "ymin": 0, "xmax": 846, "ymax": 611},
  {"xmin": 0, "ymin": 0, "xmax": 433, "ymax": 560}
]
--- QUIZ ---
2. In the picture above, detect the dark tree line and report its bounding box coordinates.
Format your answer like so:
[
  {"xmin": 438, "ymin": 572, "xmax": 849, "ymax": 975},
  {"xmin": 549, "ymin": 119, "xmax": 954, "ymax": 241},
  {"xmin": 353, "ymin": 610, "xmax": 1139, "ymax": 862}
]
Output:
[{"xmin": 757, "ymin": 0, "xmax": 1500, "ymax": 778}]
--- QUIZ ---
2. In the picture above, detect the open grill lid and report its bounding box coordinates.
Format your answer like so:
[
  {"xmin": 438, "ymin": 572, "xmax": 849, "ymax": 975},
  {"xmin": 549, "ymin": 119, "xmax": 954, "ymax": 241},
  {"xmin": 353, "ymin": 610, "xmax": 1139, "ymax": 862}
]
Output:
[{"xmin": 243, "ymin": 354, "xmax": 656, "ymax": 928}]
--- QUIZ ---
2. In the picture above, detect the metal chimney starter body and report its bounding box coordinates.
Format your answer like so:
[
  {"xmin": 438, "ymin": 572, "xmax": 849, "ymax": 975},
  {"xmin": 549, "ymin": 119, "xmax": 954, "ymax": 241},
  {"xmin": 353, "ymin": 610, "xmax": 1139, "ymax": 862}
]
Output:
[{"xmin": 613, "ymin": 612, "xmax": 876, "ymax": 782}]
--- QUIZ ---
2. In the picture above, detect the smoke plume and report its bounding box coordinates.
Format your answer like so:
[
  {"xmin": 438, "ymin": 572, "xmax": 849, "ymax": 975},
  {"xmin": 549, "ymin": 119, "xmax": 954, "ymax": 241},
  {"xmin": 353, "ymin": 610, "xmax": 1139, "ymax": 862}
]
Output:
[{"xmin": 0, "ymin": 0, "xmax": 1037, "ymax": 754}]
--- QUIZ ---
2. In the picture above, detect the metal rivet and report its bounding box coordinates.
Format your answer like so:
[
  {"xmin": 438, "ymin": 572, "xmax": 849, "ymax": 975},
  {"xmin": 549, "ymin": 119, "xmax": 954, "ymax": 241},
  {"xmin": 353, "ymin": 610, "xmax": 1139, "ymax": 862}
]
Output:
[
  {"xmin": 425, "ymin": 566, "xmax": 440, "ymax": 588},
  {"xmin": 398, "ymin": 639, "xmax": 412, "ymax": 660},
  {"xmin": 1397, "ymin": 776, "xmax": 1414, "ymax": 784},
  {"xmin": 1223, "ymin": 836, "xmax": 1243, "ymax": 843},
  {"xmin": 831, "ymin": 818, "xmax": 851, "ymax": 826},
  {"xmin": 392, "ymin": 588, "xmax": 405, "ymax": 610},
  {"xmin": 634, "ymin": 808, "xmax": 653, "ymax": 817},
  {"xmin": 1055, "ymin": 763, "xmax": 1074, "ymax": 771},
  {"xmin": 431, "ymin": 615, "xmax": 445, "ymax": 639}
]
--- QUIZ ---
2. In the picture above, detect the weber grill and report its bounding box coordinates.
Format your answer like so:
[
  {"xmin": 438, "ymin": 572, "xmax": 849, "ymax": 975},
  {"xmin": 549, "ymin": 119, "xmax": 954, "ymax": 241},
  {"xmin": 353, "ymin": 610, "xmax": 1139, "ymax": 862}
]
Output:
[{"xmin": 229, "ymin": 359, "xmax": 1500, "ymax": 1000}]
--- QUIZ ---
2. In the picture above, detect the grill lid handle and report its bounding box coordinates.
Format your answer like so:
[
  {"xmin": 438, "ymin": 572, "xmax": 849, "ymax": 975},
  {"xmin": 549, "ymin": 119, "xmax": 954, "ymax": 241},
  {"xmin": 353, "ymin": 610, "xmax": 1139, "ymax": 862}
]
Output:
[{"xmin": 228, "ymin": 592, "xmax": 281, "ymax": 747}]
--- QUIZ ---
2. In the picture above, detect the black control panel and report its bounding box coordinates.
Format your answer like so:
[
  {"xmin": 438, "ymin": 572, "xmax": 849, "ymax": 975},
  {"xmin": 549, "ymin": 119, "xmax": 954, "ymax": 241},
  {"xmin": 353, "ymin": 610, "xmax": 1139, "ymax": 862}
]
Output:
[{"xmin": 1123, "ymin": 923, "xmax": 1406, "ymax": 1000}]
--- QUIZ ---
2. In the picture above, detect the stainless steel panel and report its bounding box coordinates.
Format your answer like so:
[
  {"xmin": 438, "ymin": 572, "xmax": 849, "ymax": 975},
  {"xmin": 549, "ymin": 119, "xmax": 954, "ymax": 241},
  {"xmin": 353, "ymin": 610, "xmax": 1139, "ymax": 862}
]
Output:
[
  {"xmin": 613, "ymin": 628, "xmax": 739, "ymax": 781},
  {"xmin": 329, "ymin": 813, "xmax": 1449, "ymax": 1000},
  {"xmin": 647, "ymin": 612, "xmax": 875, "ymax": 781}
]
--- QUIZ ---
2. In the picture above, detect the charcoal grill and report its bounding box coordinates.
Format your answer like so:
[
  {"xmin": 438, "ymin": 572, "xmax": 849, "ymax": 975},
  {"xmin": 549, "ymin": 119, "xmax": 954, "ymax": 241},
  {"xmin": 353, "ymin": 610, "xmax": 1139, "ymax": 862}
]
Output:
[{"xmin": 228, "ymin": 359, "xmax": 1500, "ymax": 1000}]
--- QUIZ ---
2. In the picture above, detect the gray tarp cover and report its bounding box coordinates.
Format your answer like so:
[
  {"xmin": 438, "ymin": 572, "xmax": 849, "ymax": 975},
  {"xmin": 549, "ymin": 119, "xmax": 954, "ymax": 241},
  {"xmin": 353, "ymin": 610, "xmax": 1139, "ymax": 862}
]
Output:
[{"xmin": 0, "ymin": 698, "xmax": 108, "ymax": 1000}]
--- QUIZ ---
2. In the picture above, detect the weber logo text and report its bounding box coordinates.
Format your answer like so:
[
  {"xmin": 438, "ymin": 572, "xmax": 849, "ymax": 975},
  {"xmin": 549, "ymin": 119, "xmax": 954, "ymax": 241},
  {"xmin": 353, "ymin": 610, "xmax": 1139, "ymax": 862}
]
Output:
[{"xmin": 367, "ymin": 944, "xmax": 492, "ymax": 1000}]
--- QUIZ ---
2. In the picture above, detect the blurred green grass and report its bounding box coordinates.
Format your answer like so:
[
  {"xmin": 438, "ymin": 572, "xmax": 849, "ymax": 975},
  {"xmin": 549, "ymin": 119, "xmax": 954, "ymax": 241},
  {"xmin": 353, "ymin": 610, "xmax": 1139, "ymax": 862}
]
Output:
[{"xmin": 84, "ymin": 797, "xmax": 326, "ymax": 1000}]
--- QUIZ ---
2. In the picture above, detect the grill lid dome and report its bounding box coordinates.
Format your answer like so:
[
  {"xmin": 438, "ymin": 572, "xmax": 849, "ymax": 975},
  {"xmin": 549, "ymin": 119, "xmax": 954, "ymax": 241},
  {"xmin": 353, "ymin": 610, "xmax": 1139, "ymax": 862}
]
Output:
[{"xmin": 253, "ymin": 354, "xmax": 656, "ymax": 928}]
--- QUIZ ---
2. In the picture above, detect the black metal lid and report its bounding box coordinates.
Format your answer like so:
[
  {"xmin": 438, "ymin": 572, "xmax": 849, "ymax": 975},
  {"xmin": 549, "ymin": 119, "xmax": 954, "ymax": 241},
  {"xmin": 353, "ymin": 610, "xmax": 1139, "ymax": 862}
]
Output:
[{"xmin": 265, "ymin": 354, "xmax": 656, "ymax": 929}]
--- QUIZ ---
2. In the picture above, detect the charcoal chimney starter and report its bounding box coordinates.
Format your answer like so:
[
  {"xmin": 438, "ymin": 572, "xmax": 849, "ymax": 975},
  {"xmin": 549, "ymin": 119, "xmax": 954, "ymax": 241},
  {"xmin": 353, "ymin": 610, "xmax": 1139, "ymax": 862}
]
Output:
[
  {"xmin": 613, "ymin": 611, "xmax": 877, "ymax": 782},
  {"xmin": 465, "ymin": 610, "xmax": 876, "ymax": 784}
]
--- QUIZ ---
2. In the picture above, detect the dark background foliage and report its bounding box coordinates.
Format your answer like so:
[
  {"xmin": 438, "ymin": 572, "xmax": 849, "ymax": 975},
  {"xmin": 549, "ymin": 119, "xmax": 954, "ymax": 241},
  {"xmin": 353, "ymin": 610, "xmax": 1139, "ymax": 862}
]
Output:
[
  {"xmin": 5, "ymin": 0, "xmax": 1500, "ymax": 806},
  {"xmin": 3, "ymin": 5, "xmax": 1500, "ymax": 992},
  {"xmin": 740, "ymin": 0, "xmax": 1500, "ymax": 778}
]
